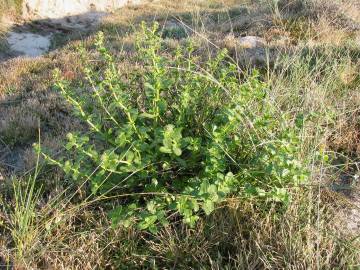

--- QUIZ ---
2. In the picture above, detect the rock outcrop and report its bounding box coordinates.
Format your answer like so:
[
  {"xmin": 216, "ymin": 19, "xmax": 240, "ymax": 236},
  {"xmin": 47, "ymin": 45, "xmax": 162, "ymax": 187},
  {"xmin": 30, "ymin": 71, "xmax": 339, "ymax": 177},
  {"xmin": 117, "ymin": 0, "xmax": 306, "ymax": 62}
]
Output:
[
  {"xmin": 3, "ymin": 0, "xmax": 145, "ymax": 58},
  {"xmin": 23, "ymin": 0, "xmax": 143, "ymax": 19}
]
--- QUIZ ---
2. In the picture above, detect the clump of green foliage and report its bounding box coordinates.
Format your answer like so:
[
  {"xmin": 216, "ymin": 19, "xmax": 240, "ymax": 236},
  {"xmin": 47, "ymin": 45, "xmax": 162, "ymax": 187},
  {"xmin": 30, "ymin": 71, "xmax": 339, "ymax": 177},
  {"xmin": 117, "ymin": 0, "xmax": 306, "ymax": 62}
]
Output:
[{"xmin": 44, "ymin": 22, "xmax": 308, "ymax": 232}]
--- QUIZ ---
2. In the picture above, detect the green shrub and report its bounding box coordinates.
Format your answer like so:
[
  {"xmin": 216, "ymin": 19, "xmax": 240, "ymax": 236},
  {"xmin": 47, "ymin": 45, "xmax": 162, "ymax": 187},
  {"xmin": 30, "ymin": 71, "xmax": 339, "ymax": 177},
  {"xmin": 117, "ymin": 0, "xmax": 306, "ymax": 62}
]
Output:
[{"xmin": 44, "ymin": 22, "xmax": 308, "ymax": 232}]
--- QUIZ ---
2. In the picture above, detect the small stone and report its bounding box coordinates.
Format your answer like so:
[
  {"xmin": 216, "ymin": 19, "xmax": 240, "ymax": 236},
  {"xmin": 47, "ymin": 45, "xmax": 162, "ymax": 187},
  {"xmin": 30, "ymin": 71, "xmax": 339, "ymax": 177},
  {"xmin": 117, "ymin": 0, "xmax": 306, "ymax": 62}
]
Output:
[
  {"xmin": 238, "ymin": 36, "xmax": 266, "ymax": 49},
  {"xmin": 236, "ymin": 36, "xmax": 272, "ymax": 68}
]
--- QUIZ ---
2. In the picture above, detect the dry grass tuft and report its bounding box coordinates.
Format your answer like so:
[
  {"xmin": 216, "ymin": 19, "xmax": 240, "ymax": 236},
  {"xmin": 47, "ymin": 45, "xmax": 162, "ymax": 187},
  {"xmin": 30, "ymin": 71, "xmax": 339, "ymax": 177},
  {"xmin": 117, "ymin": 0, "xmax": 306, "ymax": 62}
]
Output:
[
  {"xmin": 1, "ymin": 185, "xmax": 358, "ymax": 269},
  {"xmin": 0, "ymin": 0, "xmax": 360, "ymax": 268}
]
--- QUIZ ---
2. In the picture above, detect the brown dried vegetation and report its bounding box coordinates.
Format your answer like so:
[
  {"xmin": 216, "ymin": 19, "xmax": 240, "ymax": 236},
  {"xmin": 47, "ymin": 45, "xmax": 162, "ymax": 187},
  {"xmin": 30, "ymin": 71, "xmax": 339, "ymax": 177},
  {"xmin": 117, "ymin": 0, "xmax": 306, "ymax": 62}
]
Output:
[{"xmin": 0, "ymin": 0, "xmax": 360, "ymax": 268}]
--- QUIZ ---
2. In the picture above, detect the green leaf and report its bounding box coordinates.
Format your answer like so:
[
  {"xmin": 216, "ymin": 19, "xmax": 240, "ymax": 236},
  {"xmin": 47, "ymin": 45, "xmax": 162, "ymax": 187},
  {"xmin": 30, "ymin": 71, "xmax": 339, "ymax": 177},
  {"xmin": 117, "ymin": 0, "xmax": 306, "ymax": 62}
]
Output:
[
  {"xmin": 146, "ymin": 200, "xmax": 157, "ymax": 214},
  {"xmin": 173, "ymin": 147, "xmax": 182, "ymax": 156},
  {"xmin": 159, "ymin": 146, "xmax": 172, "ymax": 154},
  {"xmin": 200, "ymin": 179, "xmax": 210, "ymax": 195},
  {"xmin": 208, "ymin": 184, "xmax": 217, "ymax": 195},
  {"xmin": 202, "ymin": 200, "xmax": 214, "ymax": 215},
  {"xmin": 138, "ymin": 215, "xmax": 158, "ymax": 230},
  {"xmin": 140, "ymin": 112, "xmax": 156, "ymax": 119},
  {"xmin": 63, "ymin": 160, "xmax": 72, "ymax": 174},
  {"xmin": 148, "ymin": 224, "xmax": 158, "ymax": 234},
  {"xmin": 185, "ymin": 215, "xmax": 199, "ymax": 228},
  {"xmin": 144, "ymin": 82, "xmax": 156, "ymax": 92}
]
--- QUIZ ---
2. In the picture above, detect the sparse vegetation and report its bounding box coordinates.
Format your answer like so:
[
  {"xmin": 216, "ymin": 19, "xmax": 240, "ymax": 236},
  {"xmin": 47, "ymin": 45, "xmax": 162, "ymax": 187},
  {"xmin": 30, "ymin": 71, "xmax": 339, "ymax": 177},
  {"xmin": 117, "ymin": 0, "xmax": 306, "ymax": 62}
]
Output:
[
  {"xmin": 0, "ymin": 0, "xmax": 360, "ymax": 269},
  {"xmin": 0, "ymin": 0, "xmax": 22, "ymax": 18}
]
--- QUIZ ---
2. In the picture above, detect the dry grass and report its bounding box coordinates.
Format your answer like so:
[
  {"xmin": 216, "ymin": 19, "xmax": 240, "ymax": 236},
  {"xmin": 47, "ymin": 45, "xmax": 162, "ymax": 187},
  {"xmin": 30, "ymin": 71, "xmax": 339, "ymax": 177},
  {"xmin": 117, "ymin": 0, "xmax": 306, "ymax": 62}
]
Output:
[
  {"xmin": 0, "ymin": 0, "xmax": 360, "ymax": 268},
  {"xmin": 0, "ymin": 0, "xmax": 22, "ymax": 20},
  {"xmin": 0, "ymin": 0, "xmax": 22, "ymax": 50},
  {"xmin": 1, "ymin": 178, "xmax": 359, "ymax": 269}
]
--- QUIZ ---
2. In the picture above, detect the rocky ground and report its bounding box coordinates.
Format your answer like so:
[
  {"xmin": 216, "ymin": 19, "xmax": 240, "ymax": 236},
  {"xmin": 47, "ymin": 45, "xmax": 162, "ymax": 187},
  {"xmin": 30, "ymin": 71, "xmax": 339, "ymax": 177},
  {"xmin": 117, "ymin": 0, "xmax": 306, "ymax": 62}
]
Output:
[
  {"xmin": 0, "ymin": 10, "xmax": 112, "ymax": 179},
  {"xmin": 1, "ymin": 12, "xmax": 108, "ymax": 59},
  {"xmin": 0, "ymin": 0, "xmax": 360, "ymax": 268}
]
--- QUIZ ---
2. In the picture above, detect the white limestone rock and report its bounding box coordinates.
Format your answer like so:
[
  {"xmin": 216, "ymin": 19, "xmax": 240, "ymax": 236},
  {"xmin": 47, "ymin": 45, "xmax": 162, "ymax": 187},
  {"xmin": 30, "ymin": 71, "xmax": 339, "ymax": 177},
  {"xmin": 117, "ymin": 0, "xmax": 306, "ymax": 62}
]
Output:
[
  {"xmin": 23, "ymin": 0, "xmax": 143, "ymax": 19},
  {"xmin": 237, "ymin": 36, "xmax": 270, "ymax": 67},
  {"xmin": 238, "ymin": 36, "xmax": 266, "ymax": 49},
  {"xmin": 6, "ymin": 32, "xmax": 51, "ymax": 57}
]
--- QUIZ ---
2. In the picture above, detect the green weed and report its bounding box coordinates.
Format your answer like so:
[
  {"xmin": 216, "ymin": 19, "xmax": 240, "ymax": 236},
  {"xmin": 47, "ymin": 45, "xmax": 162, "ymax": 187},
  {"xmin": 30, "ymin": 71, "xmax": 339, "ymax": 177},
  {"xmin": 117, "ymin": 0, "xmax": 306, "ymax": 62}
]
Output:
[{"xmin": 43, "ymin": 22, "xmax": 308, "ymax": 232}]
